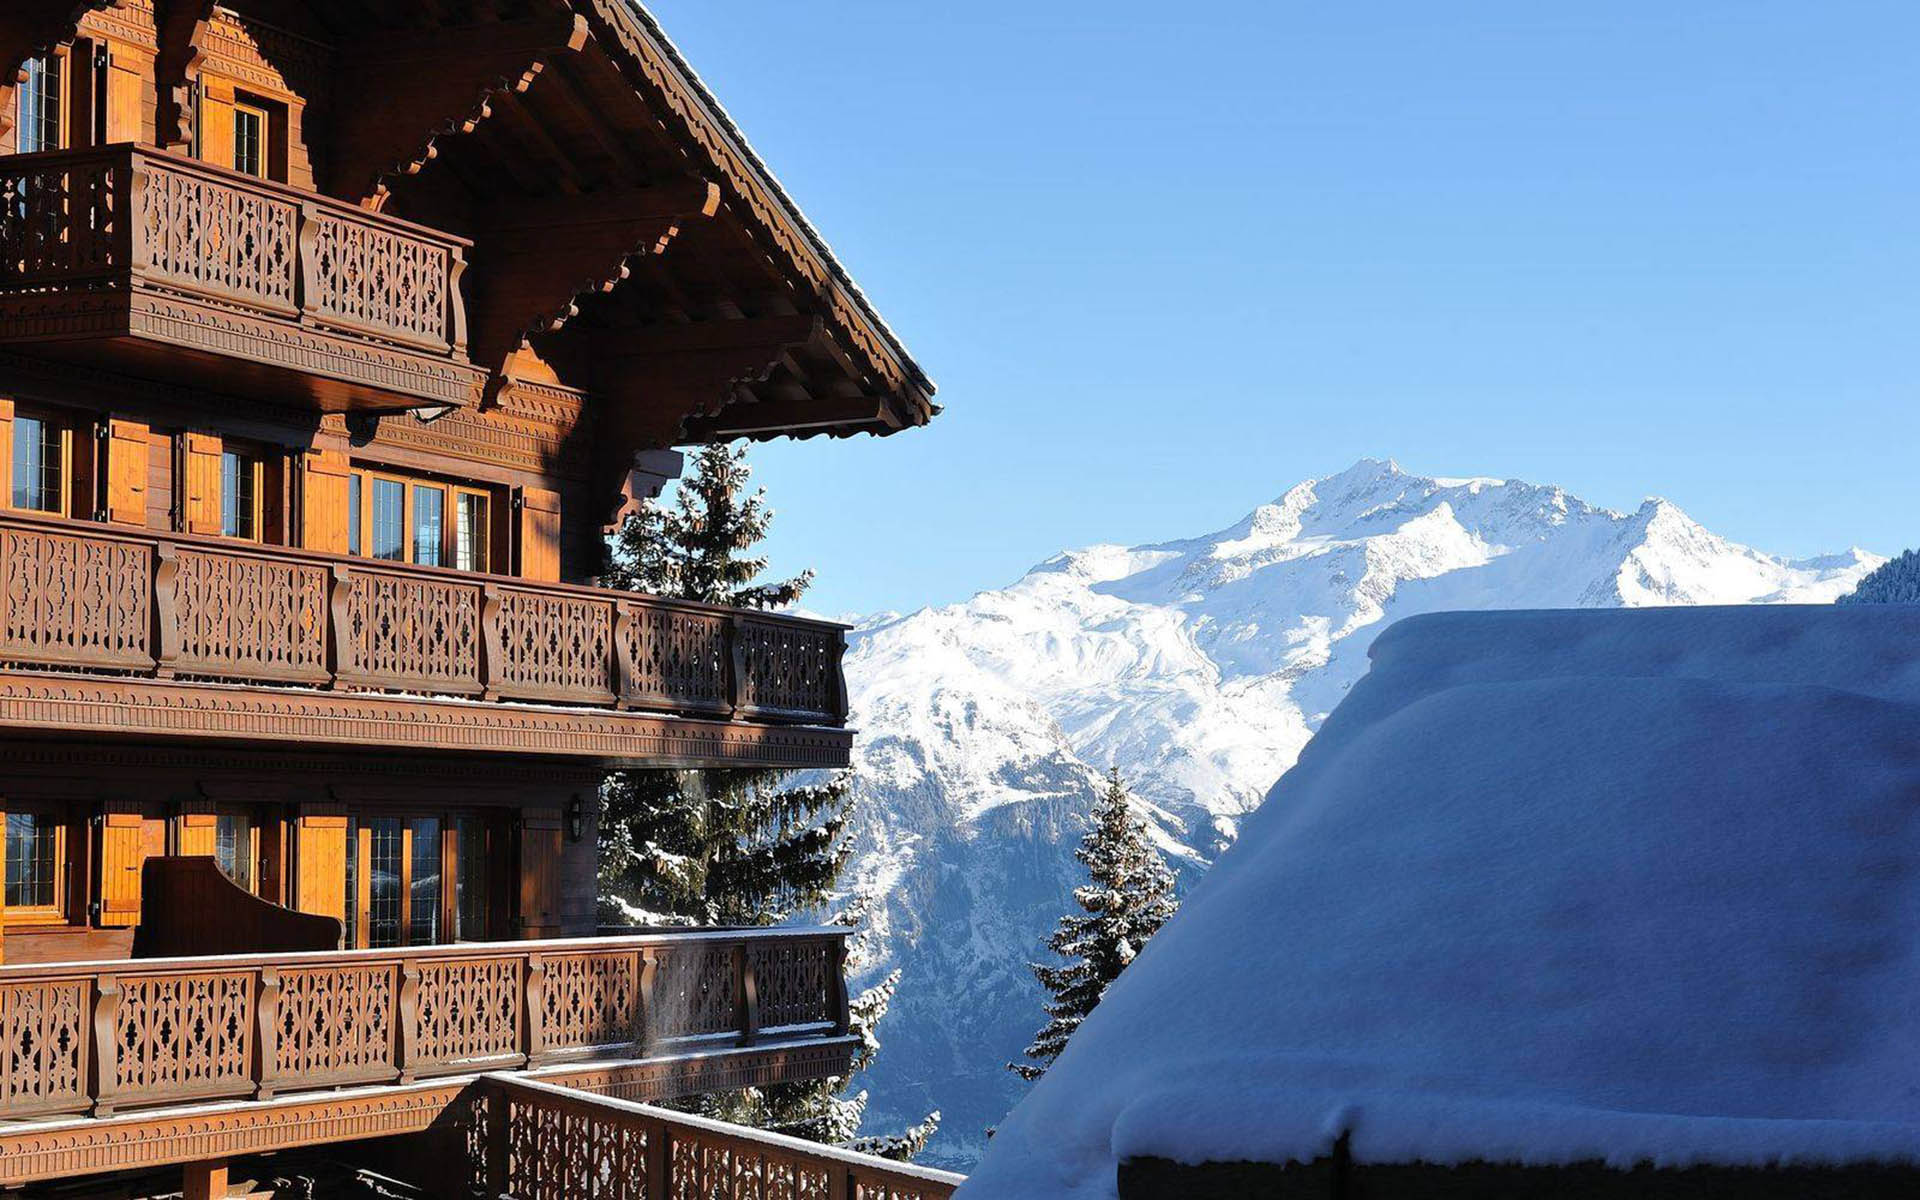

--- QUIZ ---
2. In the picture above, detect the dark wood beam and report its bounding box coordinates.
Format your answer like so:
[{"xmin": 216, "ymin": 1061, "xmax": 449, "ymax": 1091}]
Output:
[
  {"xmin": 154, "ymin": 0, "xmax": 217, "ymax": 151},
  {"xmin": 466, "ymin": 177, "xmax": 722, "ymax": 377},
  {"xmin": 687, "ymin": 392, "xmax": 899, "ymax": 440},
  {"xmin": 327, "ymin": 11, "xmax": 589, "ymax": 205}
]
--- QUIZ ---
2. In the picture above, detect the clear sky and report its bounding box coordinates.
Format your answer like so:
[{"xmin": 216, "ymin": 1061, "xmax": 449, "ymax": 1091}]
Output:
[{"xmin": 644, "ymin": 0, "xmax": 1920, "ymax": 618}]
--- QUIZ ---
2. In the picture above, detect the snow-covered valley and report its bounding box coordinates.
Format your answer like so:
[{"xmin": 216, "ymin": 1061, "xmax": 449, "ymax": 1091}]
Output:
[{"xmin": 836, "ymin": 459, "xmax": 1879, "ymax": 1168}]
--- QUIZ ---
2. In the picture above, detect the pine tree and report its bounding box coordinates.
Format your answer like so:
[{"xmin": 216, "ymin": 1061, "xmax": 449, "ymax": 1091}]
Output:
[
  {"xmin": 1010, "ymin": 768, "xmax": 1179, "ymax": 1082},
  {"xmin": 599, "ymin": 443, "xmax": 838, "ymax": 928},
  {"xmin": 599, "ymin": 443, "xmax": 936, "ymax": 1157},
  {"xmin": 1839, "ymin": 549, "xmax": 1920, "ymax": 605}
]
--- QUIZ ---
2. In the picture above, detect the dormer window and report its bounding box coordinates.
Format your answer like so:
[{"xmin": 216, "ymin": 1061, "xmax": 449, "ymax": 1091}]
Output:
[{"xmin": 17, "ymin": 55, "xmax": 64, "ymax": 154}]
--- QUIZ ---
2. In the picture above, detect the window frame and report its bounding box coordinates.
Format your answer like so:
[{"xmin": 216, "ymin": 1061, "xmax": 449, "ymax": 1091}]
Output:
[
  {"xmin": 348, "ymin": 466, "xmax": 498, "ymax": 574},
  {"xmin": 343, "ymin": 808, "xmax": 497, "ymax": 949},
  {"xmin": 4, "ymin": 805, "xmax": 71, "ymax": 926},
  {"xmin": 220, "ymin": 447, "xmax": 264, "ymax": 542},
  {"xmin": 231, "ymin": 99, "xmax": 269, "ymax": 179},
  {"xmin": 16, "ymin": 52, "xmax": 68, "ymax": 155},
  {"xmin": 9, "ymin": 405, "xmax": 74, "ymax": 517},
  {"xmin": 213, "ymin": 808, "xmax": 258, "ymax": 895}
]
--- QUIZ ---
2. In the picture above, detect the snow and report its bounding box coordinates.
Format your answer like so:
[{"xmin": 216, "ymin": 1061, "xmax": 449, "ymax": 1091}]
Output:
[
  {"xmin": 963, "ymin": 604, "xmax": 1920, "ymax": 1197},
  {"xmin": 837, "ymin": 459, "xmax": 1880, "ymax": 1167}
]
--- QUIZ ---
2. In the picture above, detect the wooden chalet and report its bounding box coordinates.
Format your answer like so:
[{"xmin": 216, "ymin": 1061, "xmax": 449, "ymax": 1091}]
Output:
[{"xmin": 0, "ymin": 2, "xmax": 955, "ymax": 1196}]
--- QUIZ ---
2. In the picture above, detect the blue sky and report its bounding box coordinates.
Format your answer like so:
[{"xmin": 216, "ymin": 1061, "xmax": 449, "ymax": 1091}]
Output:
[{"xmin": 644, "ymin": 0, "xmax": 1920, "ymax": 617}]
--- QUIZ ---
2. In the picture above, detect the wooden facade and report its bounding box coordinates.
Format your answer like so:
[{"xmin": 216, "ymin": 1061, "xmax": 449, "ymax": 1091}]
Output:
[{"xmin": 0, "ymin": 1, "xmax": 937, "ymax": 1192}]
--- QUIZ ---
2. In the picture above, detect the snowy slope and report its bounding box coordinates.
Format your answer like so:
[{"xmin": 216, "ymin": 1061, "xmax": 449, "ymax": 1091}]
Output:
[
  {"xmin": 967, "ymin": 606, "xmax": 1920, "ymax": 1198},
  {"xmin": 841, "ymin": 459, "xmax": 1878, "ymax": 1168}
]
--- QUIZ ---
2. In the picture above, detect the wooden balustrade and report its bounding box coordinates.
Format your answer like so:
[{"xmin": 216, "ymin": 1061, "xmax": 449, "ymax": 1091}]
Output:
[
  {"xmin": 477, "ymin": 1075, "xmax": 965, "ymax": 1200},
  {"xmin": 0, "ymin": 145, "xmax": 481, "ymax": 410},
  {"xmin": 0, "ymin": 509, "xmax": 849, "ymax": 727},
  {"xmin": 0, "ymin": 930, "xmax": 848, "ymax": 1121}
]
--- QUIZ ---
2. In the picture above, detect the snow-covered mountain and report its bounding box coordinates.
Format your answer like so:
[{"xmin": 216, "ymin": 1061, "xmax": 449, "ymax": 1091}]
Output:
[{"xmin": 838, "ymin": 459, "xmax": 1878, "ymax": 1169}]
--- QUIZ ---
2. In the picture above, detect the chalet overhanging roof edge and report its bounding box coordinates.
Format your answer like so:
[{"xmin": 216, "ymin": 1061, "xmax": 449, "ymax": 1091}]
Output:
[{"xmin": 607, "ymin": 0, "xmax": 938, "ymax": 404}]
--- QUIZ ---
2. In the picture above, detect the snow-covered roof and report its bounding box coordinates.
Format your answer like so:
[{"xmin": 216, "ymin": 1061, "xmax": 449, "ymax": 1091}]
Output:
[{"xmin": 965, "ymin": 605, "xmax": 1920, "ymax": 1198}]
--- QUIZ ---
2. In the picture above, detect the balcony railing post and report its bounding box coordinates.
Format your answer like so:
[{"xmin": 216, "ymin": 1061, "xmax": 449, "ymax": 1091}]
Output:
[
  {"xmin": 831, "ymin": 936, "xmax": 852, "ymax": 1037},
  {"xmin": 736, "ymin": 942, "xmax": 759, "ymax": 1048},
  {"xmin": 485, "ymin": 1078, "xmax": 512, "ymax": 1197},
  {"xmin": 88, "ymin": 975, "xmax": 121, "ymax": 1118},
  {"xmin": 327, "ymin": 565, "xmax": 356, "ymax": 687},
  {"xmin": 295, "ymin": 199, "xmax": 320, "ymax": 324},
  {"xmin": 612, "ymin": 599, "xmax": 638, "ymax": 710},
  {"xmin": 645, "ymin": 1115, "xmax": 670, "ymax": 1200},
  {"xmin": 448, "ymin": 244, "xmax": 470, "ymax": 358},
  {"xmin": 727, "ymin": 613, "xmax": 748, "ymax": 718},
  {"xmin": 635, "ymin": 946, "xmax": 659, "ymax": 1057},
  {"xmin": 397, "ymin": 959, "xmax": 421, "ymax": 1085},
  {"xmin": 481, "ymin": 581, "xmax": 505, "ymax": 701},
  {"xmin": 122, "ymin": 150, "xmax": 149, "ymax": 275},
  {"xmin": 524, "ymin": 953, "xmax": 548, "ymax": 1068},
  {"xmin": 254, "ymin": 967, "xmax": 281, "ymax": 1101},
  {"xmin": 832, "ymin": 629, "xmax": 851, "ymax": 726},
  {"xmin": 152, "ymin": 541, "xmax": 180, "ymax": 678}
]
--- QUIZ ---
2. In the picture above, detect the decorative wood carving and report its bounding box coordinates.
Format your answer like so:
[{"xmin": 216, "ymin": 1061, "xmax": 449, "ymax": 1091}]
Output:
[{"xmin": 153, "ymin": 0, "xmax": 217, "ymax": 152}]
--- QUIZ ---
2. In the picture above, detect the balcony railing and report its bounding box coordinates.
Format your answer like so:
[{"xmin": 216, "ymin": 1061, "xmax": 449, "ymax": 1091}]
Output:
[
  {"xmin": 0, "ymin": 509, "xmax": 848, "ymax": 727},
  {"xmin": 0, "ymin": 145, "xmax": 482, "ymax": 409},
  {"xmin": 476, "ymin": 1076, "xmax": 965, "ymax": 1200},
  {"xmin": 0, "ymin": 929, "xmax": 849, "ymax": 1121}
]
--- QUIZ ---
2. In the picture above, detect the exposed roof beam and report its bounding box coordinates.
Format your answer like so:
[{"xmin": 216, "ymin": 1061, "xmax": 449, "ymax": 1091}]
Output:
[
  {"xmin": 328, "ymin": 11, "xmax": 589, "ymax": 205},
  {"xmin": 687, "ymin": 392, "xmax": 900, "ymax": 440}
]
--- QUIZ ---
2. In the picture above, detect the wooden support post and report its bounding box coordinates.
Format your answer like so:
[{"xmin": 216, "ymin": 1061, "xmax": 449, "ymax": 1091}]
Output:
[
  {"xmin": 636, "ymin": 947, "xmax": 659, "ymax": 1057},
  {"xmin": 89, "ymin": 975, "xmax": 121, "ymax": 1117},
  {"xmin": 524, "ymin": 953, "xmax": 548, "ymax": 1067},
  {"xmin": 254, "ymin": 967, "xmax": 281, "ymax": 1100},
  {"xmin": 829, "ymin": 1167, "xmax": 851, "ymax": 1200},
  {"xmin": 152, "ymin": 541, "xmax": 181, "ymax": 678},
  {"xmin": 830, "ymin": 937, "xmax": 853, "ymax": 1037},
  {"xmin": 736, "ymin": 942, "xmax": 759, "ymax": 1048},
  {"xmin": 397, "ymin": 959, "xmax": 421, "ymax": 1085},
  {"xmin": 727, "ymin": 612, "xmax": 748, "ymax": 718},
  {"xmin": 645, "ymin": 1118, "xmax": 670, "ymax": 1200},
  {"xmin": 612, "ymin": 599, "xmax": 637, "ymax": 710},
  {"xmin": 182, "ymin": 1158, "xmax": 229, "ymax": 1200},
  {"xmin": 485, "ymin": 1081, "xmax": 511, "ymax": 1197},
  {"xmin": 481, "ymin": 581, "xmax": 505, "ymax": 701},
  {"xmin": 327, "ymin": 565, "xmax": 356, "ymax": 687}
]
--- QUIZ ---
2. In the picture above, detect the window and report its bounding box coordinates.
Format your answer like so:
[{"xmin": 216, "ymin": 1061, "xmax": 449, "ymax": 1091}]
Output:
[
  {"xmin": 233, "ymin": 102, "xmax": 268, "ymax": 178},
  {"xmin": 214, "ymin": 813, "xmax": 255, "ymax": 893},
  {"xmin": 350, "ymin": 468, "xmax": 496, "ymax": 573},
  {"xmin": 4, "ymin": 810, "xmax": 65, "ymax": 921},
  {"xmin": 10, "ymin": 412, "xmax": 67, "ymax": 515},
  {"xmin": 221, "ymin": 450, "xmax": 261, "ymax": 540},
  {"xmin": 18, "ymin": 56, "xmax": 63, "ymax": 154},
  {"xmin": 412, "ymin": 485, "xmax": 444, "ymax": 568},
  {"xmin": 343, "ymin": 811, "xmax": 494, "ymax": 949},
  {"xmin": 456, "ymin": 491, "xmax": 489, "ymax": 573}
]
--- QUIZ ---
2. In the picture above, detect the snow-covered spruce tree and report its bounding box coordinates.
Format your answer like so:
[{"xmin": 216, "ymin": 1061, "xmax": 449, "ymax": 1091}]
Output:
[
  {"xmin": 1839, "ymin": 550, "xmax": 1920, "ymax": 605},
  {"xmin": 1010, "ymin": 768, "xmax": 1179, "ymax": 1082},
  {"xmin": 598, "ymin": 442, "xmax": 937, "ymax": 1157}
]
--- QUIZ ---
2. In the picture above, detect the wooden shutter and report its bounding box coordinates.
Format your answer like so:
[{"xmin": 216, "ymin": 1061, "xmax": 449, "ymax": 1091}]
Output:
[
  {"xmin": 300, "ymin": 448, "xmax": 351, "ymax": 553},
  {"xmin": 177, "ymin": 805, "xmax": 217, "ymax": 857},
  {"xmin": 98, "ymin": 807, "xmax": 149, "ymax": 926},
  {"xmin": 183, "ymin": 431, "xmax": 221, "ymax": 534},
  {"xmin": 517, "ymin": 486, "xmax": 562, "ymax": 582},
  {"xmin": 199, "ymin": 78, "xmax": 235, "ymax": 169},
  {"xmin": 106, "ymin": 418, "xmax": 148, "ymax": 525},
  {"xmin": 516, "ymin": 808, "xmax": 563, "ymax": 939},
  {"xmin": 105, "ymin": 46, "xmax": 143, "ymax": 144},
  {"xmin": 293, "ymin": 809, "xmax": 348, "ymax": 922}
]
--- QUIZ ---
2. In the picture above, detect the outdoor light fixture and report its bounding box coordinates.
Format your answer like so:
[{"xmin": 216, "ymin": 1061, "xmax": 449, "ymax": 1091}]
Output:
[{"xmin": 567, "ymin": 794, "xmax": 586, "ymax": 843}]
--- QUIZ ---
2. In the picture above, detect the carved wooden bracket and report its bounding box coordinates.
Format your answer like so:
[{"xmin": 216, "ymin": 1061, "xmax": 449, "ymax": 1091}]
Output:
[
  {"xmin": 329, "ymin": 12, "xmax": 591, "ymax": 207},
  {"xmin": 153, "ymin": 0, "xmax": 216, "ymax": 152},
  {"xmin": 469, "ymin": 177, "xmax": 723, "ymax": 382}
]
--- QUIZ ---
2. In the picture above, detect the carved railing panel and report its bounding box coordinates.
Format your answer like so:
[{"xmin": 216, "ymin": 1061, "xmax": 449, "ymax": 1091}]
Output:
[
  {"xmin": 651, "ymin": 946, "xmax": 738, "ymax": 1041},
  {"xmin": 0, "ymin": 525, "xmax": 150, "ymax": 671},
  {"xmin": 274, "ymin": 962, "xmax": 398, "ymax": 1086},
  {"xmin": 139, "ymin": 157, "xmax": 299, "ymax": 315},
  {"xmin": 750, "ymin": 941, "xmax": 836, "ymax": 1032},
  {"xmin": 735, "ymin": 617, "xmax": 841, "ymax": 722},
  {"xmin": 171, "ymin": 550, "xmax": 329, "ymax": 684},
  {"xmin": 414, "ymin": 958, "xmax": 524, "ymax": 1071},
  {"xmin": 0, "ymin": 510, "xmax": 847, "ymax": 729},
  {"xmin": 346, "ymin": 570, "xmax": 483, "ymax": 694},
  {"xmin": 622, "ymin": 604, "xmax": 730, "ymax": 714},
  {"xmin": 483, "ymin": 1077, "xmax": 964, "ymax": 1200},
  {"xmin": 540, "ymin": 952, "xmax": 641, "ymax": 1054},
  {"xmin": 0, "ymin": 979, "xmax": 88, "ymax": 1117},
  {"xmin": 496, "ymin": 589, "xmax": 615, "ymax": 704},
  {"xmin": 306, "ymin": 208, "xmax": 453, "ymax": 352},
  {"xmin": 0, "ymin": 932, "xmax": 849, "ymax": 1121},
  {"xmin": 0, "ymin": 156, "xmax": 122, "ymax": 286},
  {"xmin": 112, "ymin": 972, "xmax": 254, "ymax": 1104}
]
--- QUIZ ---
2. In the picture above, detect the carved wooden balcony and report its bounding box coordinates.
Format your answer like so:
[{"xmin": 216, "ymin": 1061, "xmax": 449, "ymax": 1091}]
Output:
[
  {"xmin": 0, "ymin": 510, "xmax": 853, "ymax": 766},
  {"xmin": 0, "ymin": 929, "xmax": 851, "ymax": 1126},
  {"xmin": 0, "ymin": 145, "xmax": 484, "ymax": 412}
]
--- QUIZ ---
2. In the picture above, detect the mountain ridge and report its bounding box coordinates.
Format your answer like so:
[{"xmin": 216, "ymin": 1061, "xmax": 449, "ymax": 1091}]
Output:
[{"xmin": 832, "ymin": 459, "xmax": 1879, "ymax": 1169}]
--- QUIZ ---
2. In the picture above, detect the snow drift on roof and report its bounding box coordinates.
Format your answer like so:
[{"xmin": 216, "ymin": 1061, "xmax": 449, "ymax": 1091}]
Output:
[{"xmin": 963, "ymin": 605, "xmax": 1920, "ymax": 1198}]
